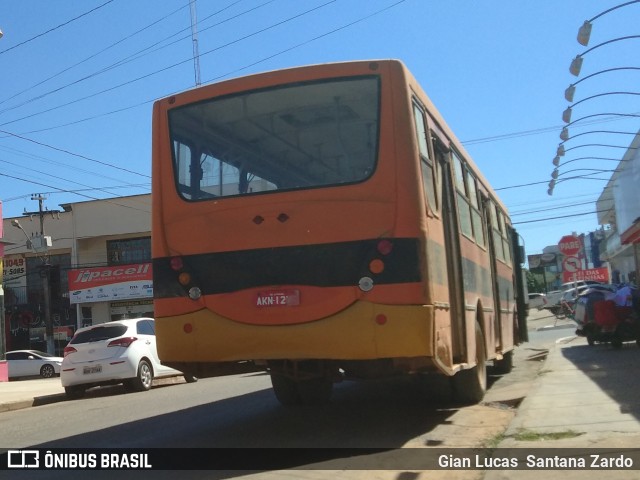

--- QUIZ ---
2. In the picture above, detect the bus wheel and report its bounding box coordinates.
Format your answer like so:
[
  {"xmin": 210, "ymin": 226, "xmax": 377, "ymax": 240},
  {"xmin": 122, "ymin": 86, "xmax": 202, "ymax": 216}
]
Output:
[
  {"xmin": 270, "ymin": 374, "xmax": 300, "ymax": 406},
  {"xmin": 297, "ymin": 377, "xmax": 332, "ymax": 405},
  {"xmin": 452, "ymin": 323, "xmax": 487, "ymax": 405},
  {"xmin": 493, "ymin": 350, "xmax": 513, "ymax": 375}
]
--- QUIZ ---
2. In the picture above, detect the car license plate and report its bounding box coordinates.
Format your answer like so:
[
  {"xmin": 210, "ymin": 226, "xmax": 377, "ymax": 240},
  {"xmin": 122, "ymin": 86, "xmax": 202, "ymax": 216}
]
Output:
[
  {"xmin": 83, "ymin": 365, "xmax": 102, "ymax": 374},
  {"xmin": 256, "ymin": 289, "xmax": 300, "ymax": 307}
]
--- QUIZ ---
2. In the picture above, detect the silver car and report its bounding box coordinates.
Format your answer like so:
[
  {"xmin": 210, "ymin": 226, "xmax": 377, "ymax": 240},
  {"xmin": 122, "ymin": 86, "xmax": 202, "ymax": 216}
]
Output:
[{"xmin": 60, "ymin": 318, "xmax": 196, "ymax": 399}]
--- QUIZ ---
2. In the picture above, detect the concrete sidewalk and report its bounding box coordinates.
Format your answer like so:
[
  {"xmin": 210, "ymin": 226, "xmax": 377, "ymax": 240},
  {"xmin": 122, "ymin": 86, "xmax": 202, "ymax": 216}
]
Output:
[
  {"xmin": 484, "ymin": 328, "xmax": 640, "ymax": 480},
  {"xmin": 0, "ymin": 377, "xmax": 65, "ymax": 412},
  {"xmin": 0, "ymin": 375, "xmax": 186, "ymax": 412}
]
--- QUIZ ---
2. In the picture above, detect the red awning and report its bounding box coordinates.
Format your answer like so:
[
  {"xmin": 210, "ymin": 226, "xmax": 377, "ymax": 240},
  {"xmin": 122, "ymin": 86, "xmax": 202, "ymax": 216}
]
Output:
[{"xmin": 621, "ymin": 220, "xmax": 640, "ymax": 245}]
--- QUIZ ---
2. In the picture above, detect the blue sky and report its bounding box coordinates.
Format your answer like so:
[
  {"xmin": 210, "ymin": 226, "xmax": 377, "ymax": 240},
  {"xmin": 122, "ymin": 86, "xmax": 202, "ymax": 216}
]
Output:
[{"xmin": 0, "ymin": 0, "xmax": 638, "ymax": 258}]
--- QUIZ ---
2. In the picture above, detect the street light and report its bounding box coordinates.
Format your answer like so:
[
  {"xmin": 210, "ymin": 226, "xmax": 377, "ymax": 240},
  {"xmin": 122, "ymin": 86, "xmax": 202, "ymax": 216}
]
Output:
[
  {"xmin": 562, "ymin": 92, "xmax": 640, "ymax": 123},
  {"xmin": 551, "ymin": 168, "xmax": 614, "ymax": 180},
  {"xmin": 559, "ymin": 128, "xmax": 636, "ymax": 142},
  {"xmin": 561, "ymin": 112, "xmax": 640, "ymax": 129},
  {"xmin": 553, "ymin": 156, "xmax": 630, "ymax": 168},
  {"xmin": 556, "ymin": 143, "xmax": 635, "ymax": 158},
  {"xmin": 565, "ymin": 67, "xmax": 640, "ymax": 102},
  {"xmin": 577, "ymin": 0, "xmax": 640, "ymax": 46},
  {"xmin": 570, "ymin": 36, "xmax": 640, "ymax": 76},
  {"xmin": 547, "ymin": 172, "xmax": 613, "ymax": 196}
]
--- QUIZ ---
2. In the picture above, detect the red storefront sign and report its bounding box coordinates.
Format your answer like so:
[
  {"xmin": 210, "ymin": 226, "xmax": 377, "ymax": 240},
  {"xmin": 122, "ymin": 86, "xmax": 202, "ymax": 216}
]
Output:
[
  {"xmin": 68, "ymin": 263, "xmax": 153, "ymax": 304},
  {"xmin": 563, "ymin": 267, "xmax": 609, "ymax": 283}
]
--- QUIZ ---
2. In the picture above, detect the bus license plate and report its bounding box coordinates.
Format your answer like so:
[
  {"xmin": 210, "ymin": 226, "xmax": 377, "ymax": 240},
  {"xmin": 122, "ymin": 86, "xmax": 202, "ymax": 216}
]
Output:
[
  {"xmin": 83, "ymin": 365, "xmax": 102, "ymax": 375},
  {"xmin": 256, "ymin": 289, "xmax": 300, "ymax": 307}
]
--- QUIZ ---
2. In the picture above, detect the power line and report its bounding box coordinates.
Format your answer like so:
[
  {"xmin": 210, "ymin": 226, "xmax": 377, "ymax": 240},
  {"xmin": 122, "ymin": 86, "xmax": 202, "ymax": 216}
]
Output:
[
  {"xmin": 510, "ymin": 200, "xmax": 598, "ymax": 217},
  {"xmin": 0, "ymin": 1, "xmax": 251, "ymax": 115},
  {"xmin": 0, "ymin": 128, "xmax": 149, "ymax": 179},
  {"xmin": 2, "ymin": 0, "xmax": 405, "ymax": 133},
  {"xmin": 0, "ymin": 172, "xmax": 150, "ymax": 214},
  {"xmin": 0, "ymin": 1, "xmax": 116, "ymax": 56},
  {"xmin": 512, "ymin": 209, "xmax": 605, "ymax": 225},
  {"xmin": 0, "ymin": 3, "xmax": 189, "ymax": 108}
]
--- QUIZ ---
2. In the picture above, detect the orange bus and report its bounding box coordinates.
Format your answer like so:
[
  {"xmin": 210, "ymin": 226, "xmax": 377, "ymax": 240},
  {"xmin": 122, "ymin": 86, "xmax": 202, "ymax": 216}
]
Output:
[{"xmin": 151, "ymin": 60, "xmax": 528, "ymax": 405}]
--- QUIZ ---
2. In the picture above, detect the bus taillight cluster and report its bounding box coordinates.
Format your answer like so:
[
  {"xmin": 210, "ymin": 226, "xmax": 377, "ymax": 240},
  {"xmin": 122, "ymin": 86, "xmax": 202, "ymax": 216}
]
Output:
[{"xmin": 170, "ymin": 256, "xmax": 202, "ymax": 300}]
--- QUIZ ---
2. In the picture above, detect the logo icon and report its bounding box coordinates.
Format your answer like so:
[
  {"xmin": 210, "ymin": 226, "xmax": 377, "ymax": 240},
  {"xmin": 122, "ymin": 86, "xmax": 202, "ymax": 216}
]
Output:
[{"xmin": 7, "ymin": 450, "xmax": 39, "ymax": 468}]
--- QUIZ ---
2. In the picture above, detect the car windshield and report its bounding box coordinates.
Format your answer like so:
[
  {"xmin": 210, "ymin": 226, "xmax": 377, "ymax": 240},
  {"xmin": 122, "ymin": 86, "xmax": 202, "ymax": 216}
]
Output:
[
  {"xmin": 70, "ymin": 325, "xmax": 128, "ymax": 344},
  {"xmin": 168, "ymin": 76, "xmax": 380, "ymax": 200}
]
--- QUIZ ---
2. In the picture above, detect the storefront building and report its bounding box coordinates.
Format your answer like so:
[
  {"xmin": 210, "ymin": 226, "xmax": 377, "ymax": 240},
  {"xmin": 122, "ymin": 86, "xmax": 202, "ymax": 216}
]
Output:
[
  {"xmin": 597, "ymin": 131, "xmax": 640, "ymax": 284},
  {"xmin": 1, "ymin": 195, "xmax": 153, "ymax": 355}
]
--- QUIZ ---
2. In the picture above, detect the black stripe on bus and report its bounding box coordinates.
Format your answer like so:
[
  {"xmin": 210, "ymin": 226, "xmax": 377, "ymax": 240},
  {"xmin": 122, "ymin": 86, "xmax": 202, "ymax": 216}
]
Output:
[{"xmin": 153, "ymin": 238, "xmax": 421, "ymax": 298}]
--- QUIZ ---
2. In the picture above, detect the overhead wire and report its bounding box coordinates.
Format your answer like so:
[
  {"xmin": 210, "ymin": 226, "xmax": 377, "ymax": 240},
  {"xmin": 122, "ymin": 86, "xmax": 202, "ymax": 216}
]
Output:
[
  {"xmin": 1, "ymin": 0, "xmax": 622, "ymax": 228},
  {"xmin": 0, "ymin": 0, "xmax": 116, "ymax": 56}
]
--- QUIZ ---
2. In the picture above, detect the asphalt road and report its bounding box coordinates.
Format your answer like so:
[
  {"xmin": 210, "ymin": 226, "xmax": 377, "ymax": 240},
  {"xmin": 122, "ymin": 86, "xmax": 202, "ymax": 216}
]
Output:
[{"xmin": 0, "ymin": 309, "xmax": 569, "ymax": 480}]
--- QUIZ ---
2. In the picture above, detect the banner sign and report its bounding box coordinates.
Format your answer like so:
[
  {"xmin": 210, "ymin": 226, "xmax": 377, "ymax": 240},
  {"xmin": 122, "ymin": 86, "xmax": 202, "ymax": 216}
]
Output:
[
  {"xmin": 2, "ymin": 447, "xmax": 640, "ymax": 471},
  {"xmin": 68, "ymin": 263, "xmax": 153, "ymax": 304},
  {"xmin": 563, "ymin": 267, "xmax": 609, "ymax": 284}
]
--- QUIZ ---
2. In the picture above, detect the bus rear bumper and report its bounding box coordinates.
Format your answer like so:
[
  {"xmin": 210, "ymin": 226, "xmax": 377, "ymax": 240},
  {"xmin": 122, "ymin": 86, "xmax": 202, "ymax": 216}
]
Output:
[{"xmin": 156, "ymin": 301, "xmax": 435, "ymax": 369}]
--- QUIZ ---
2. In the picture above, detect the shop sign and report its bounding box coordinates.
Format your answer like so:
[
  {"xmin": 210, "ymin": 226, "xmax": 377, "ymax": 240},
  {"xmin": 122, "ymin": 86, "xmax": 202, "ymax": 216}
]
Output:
[
  {"xmin": 562, "ymin": 267, "xmax": 609, "ymax": 283},
  {"xmin": 68, "ymin": 263, "xmax": 153, "ymax": 304},
  {"xmin": 3, "ymin": 255, "xmax": 27, "ymax": 290}
]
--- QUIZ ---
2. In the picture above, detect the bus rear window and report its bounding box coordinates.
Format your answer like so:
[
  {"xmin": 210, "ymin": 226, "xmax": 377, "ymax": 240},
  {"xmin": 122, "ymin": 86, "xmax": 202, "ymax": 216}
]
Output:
[{"xmin": 168, "ymin": 76, "xmax": 380, "ymax": 200}]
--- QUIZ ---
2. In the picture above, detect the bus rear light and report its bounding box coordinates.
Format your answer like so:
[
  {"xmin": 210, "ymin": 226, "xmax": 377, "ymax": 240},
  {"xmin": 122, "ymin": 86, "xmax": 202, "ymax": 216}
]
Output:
[
  {"xmin": 375, "ymin": 314, "xmax": 387, "ymax": 325},
  {"xmin": 358, "ymin": 276, "xmax": 374, "ymax": 292},
  {"xmin": 170, "ymin": 257, "xmax": 184, "ymax": 270},
  {"xmin": 183, "ymin": 323, "xmax": 193, "ymax": 333},
  {"xmin": 178, "ymin": 272, "xmax": 191, "ymax": 286},
  {"xmin": 188, "ymin": 287, "xmax": 202, "ymax": 300},
  {"xmin": 377, "ymin": 239, "xmax": 393, "ymax": 255},
  {"xmin": 369, "ymin": 259, "xmax": 385, "ymax": 274}
]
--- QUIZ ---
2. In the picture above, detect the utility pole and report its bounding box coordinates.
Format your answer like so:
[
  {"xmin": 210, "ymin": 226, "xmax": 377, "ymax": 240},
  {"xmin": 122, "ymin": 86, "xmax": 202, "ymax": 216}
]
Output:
[
  {"xmin": 189, "ymin": 0, "xmax": 201, "ymax": 87},
  {"xmin": 22, "ymin": 194, "xmax": 61, "ymax": 355}
]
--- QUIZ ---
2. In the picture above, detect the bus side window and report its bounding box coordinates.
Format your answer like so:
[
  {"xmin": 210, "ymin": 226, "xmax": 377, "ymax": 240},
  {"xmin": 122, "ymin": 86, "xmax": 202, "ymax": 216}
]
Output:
[
  {"xmin": 412, "ymin": 103, "xmax": 438, "ymax": 214},
  {"xmin": 490, "ymin": 202, "xmax": 505, "ymax": 262},
  {"xmin": 466, "ymin": 171, "xmax": 486, "ymax": 248},
  {"xmin": 452, "ymin": 152, "xmax": 474, "ymax": 240},
  {"xmin": 499, "ymin": 211, "xmax": 512, "ymax": 265}
]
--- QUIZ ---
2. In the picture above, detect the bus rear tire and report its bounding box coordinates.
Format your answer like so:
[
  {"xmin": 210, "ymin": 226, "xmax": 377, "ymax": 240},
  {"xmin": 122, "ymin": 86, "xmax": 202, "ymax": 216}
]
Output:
[
  {"xmin": 270, "ymin": 374, "xmax": 300, "ymax": 406},
  {"xmin": 297, "ymin": 377, "xmax": 332, "ymax": 405},
  {"xmin": 270, "ymin": 374, "xmax": 333, "ymax": 406},
  {"xmin": 452, "ymin": 323, "xmax": 487, "ymax": 405}
]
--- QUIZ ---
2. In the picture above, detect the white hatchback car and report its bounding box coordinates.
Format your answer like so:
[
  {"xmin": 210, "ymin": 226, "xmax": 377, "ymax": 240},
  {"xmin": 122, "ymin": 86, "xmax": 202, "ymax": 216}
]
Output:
[{"xmin": 61, "ymin": 318, "xmax": 196, "ymax": 399}]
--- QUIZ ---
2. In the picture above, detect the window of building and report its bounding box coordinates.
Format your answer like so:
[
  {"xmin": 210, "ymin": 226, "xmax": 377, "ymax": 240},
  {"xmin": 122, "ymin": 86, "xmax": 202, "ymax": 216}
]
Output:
[{"xmin": 107, "ymin": 237, "xmax": 151, "ymax": 265}]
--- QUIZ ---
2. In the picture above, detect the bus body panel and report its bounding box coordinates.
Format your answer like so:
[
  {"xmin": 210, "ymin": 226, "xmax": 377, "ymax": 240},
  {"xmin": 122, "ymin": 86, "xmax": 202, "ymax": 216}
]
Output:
[{"xmin": 155, "ymin": 302, "xmax": 434, "ymax": 363}]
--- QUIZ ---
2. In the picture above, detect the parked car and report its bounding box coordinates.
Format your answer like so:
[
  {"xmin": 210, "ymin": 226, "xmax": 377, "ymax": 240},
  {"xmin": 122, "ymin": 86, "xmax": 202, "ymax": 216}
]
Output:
[
  {"xmin": 560, "ymin": 284, "xmax": 617, "ymax": 307},
  {"xmin": 3, "ymin": 350, "xmax": 63, "ymax": 379},
  {"xmin": 545, "ymin": 281, "xmax": 605, "ymax": 311},
  {"xmin": 528, "ymin": 293, "xmax": 547, "ymax": 310},
  {"xmin": 60, "ymin": 318, "xmax": 196, "ymax": 399}
]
